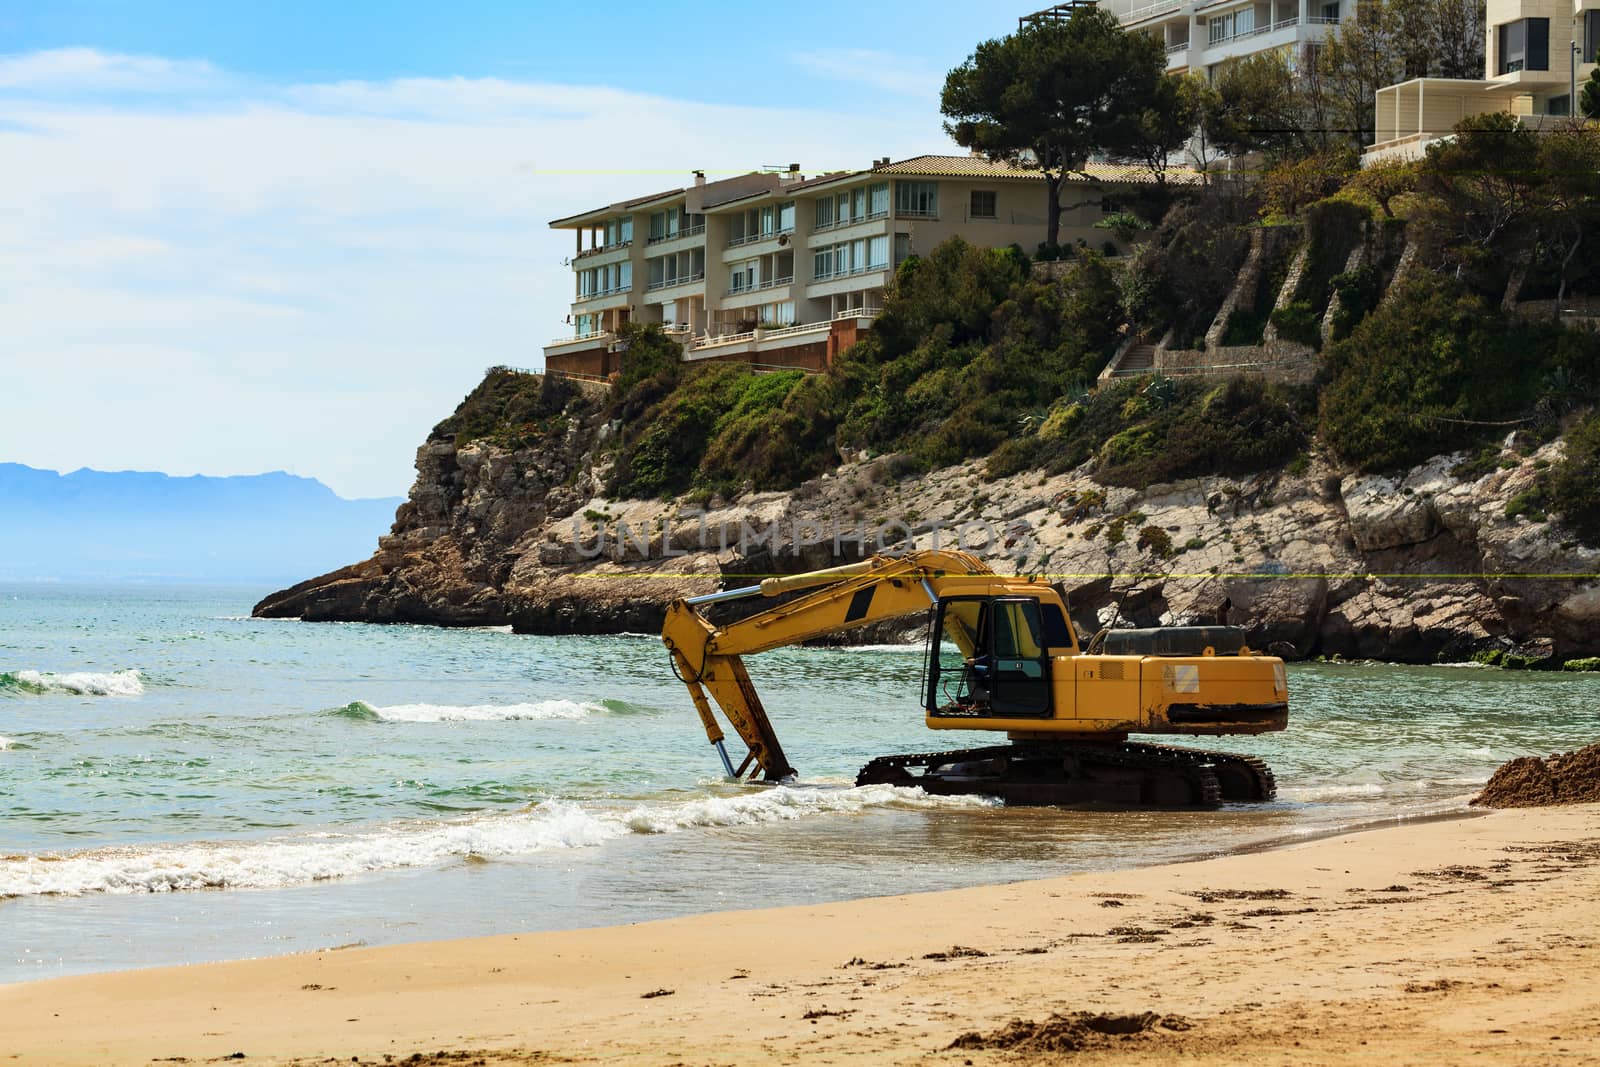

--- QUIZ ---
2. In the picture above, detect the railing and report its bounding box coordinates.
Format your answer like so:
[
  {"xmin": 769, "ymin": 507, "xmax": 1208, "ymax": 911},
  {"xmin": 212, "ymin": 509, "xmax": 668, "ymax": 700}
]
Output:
[
  {"xmin": 575, "ymin": 284, "xmax": 631, "ymax": 302},
  {"xmin": 646, "ymin": 223, "xmax": 705, "ymax": 245},
  {"xmin": 1308, "ymin": 13, "xmax": 1340, "ymax": 22},
  {"xmin": 1208, "ymin": 19, "xmax": 1294, "ymax": 44},
  {"xmin": 760, "ymin": 320, "xmax": 830, "ymax": 338},
  {"xmin": 696, "ymin": 329, "xmax": 757, "ymax": 347},
  {"xmin": 644, "ymin": 270, "xmax": 705, "ymax": 292},
  {"xmin": 834, "ymin": 306, "xmax": 883, "ymax": 320},
  {"xmin": 726, "ymin": 275, "xmax": 796, "ymax": 296},
  {"xmin": 545, "ymin": 330, "xmax": 612, "ymax": 347},
  {"xmin": 894, "ymin": 207, "xmax": 938, "ymax": 219},
  {"xmin": 813, "ymin": 263, "xmax": 889, "ymax": 282},
  {"xmin": 812, "ymin": 208, "xmax": 890, "ymax": 233},
  {"xmin": 1166, "ymin": 41, "xmax": 1189, "ymax": 53},
  {"xmin": 574, "ymin": 239, "xmax": 632, "ymax": 259},
  {"xmin": 727, "ymin": 227, "xmax": 794, "ymax": 248},
  {"xmin": 1117, "ymin": 0, "xmax": 1185, "ymax": 23}
]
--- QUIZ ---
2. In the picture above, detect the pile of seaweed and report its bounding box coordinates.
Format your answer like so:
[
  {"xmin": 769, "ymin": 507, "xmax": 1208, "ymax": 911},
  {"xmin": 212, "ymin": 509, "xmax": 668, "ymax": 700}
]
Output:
[{"xmin": 1471, "ymin": 744, "xmax": 1600, "ymax": 808}]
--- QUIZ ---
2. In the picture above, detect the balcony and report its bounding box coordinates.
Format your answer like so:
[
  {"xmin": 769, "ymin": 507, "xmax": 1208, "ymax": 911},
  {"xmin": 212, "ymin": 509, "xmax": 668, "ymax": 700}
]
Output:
[
  {"xmin": 812, "ymin": 263, "xmax": 889, "ymax": 283},
  {"xmin": 575, "ymin": 239, "xmax": 632, "ymax": 260},
  {"xmin": 893, "ymin": 207, "xmax": 938, "ymax": 220},
  {"xmin": 811, "ymin": 209, "xmax": 889, "ymax": 234},
  {"xmin": 726, "ymin": 274, "xmax": 795, "ymax": 297},
  {"xmin": 644, "ymin": 270, "xmax": 705, "ymax": 293},
  {"xmin": 727, "ymin": 227, "xmax": 794, "ymax": 249},
  {"xmin": 576, "ymin": 283, "xmax": 632, "ymax": 302},
  {"xmin": 646, "ymin": 223, "xmax": 705, "ymax": 246},
  {"xmin": 1117, "ymin": 0, "xmax": 1186, "ymax": 24},
  {"xmin": 545, "ymin": 330, "xmax": 613, "ymax": 350}
]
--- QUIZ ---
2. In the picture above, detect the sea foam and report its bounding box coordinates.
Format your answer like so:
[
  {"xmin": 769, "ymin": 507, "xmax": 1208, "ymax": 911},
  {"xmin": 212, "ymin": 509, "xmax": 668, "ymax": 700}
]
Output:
[
  {"xmin": 0, "ymin": 669, "xmax": 144, "ymax": 697},
  {"xmin": 0, "ymin": 785, "xmax": 997, "ymax": 897},
  {"xmin": 332, "ymin": 698, "xmax": 613, "ymax": 723}
]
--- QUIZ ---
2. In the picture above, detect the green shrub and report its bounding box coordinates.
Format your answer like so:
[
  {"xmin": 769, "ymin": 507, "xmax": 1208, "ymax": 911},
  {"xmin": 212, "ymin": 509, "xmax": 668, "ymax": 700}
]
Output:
[
  {"xmin": 1562, "ymin": 657, "xmax": 1600, "ymax": 671},
  {"xmin": 609, "ymin": 366, "xmax": 815, "ymax": 498},
  {"xmin": 1137, "ymin": 525, "xmax": 1175, "ymax": 558},
  {"xmin": 1504, "ymin": 486, "xmax": 1547, "ymax": 522},
  {"xmin": 1270, "ymin": 301, "xmax": 1320, "ymax": 346},
  {"xmin": 434, "ymin": 366, "xmax": 588, "ymax": 449},
  {"xmin": 1319, "ymin": 272, "xmax": 1550, "ymax": 472},
  {"xmin": 1547, "ymin": 410, "xmax": 1600, "ymax": 545},
  {"xmin": 1328, "ymin": 265, "xmax": 1382, "ymax": 341}
]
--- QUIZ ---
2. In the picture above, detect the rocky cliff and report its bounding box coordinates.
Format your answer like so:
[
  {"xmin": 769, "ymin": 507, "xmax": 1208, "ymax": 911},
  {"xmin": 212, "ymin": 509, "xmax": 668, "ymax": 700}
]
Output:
[{"xmin": 254, "ymin": 373, "xmax": 1599, "ymax": 664}]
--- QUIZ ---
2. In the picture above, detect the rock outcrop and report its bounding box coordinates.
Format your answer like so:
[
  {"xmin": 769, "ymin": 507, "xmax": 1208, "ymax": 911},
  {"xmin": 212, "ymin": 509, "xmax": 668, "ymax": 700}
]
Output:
[{"xmin": 255, "ymin": 382, "xmax": 1600, "ymax": 663}]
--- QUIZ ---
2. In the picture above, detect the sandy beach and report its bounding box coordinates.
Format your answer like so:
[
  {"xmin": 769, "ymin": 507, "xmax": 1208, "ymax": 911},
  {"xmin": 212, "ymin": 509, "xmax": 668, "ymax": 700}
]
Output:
[{"xmin": 4, "ymin": 804, "xmax": 1597, "ymax": 1065}]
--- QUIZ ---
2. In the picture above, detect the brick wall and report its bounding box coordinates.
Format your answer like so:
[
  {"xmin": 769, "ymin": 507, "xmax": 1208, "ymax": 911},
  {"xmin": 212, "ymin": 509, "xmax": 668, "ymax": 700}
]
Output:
[
  {"xmin": 545, "ymin": 345, "xmax": 615, "ymax": 378},
  {"xmin": 694, "ymin": 342, "xmax": 829, "ymax": 372}
]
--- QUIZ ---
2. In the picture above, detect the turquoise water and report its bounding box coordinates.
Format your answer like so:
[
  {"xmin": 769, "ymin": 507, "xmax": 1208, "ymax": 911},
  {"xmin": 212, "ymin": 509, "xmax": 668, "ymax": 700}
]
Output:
[{"xmin": 3, "ymin": 583, "xmax": 1598, "ymax": 983}]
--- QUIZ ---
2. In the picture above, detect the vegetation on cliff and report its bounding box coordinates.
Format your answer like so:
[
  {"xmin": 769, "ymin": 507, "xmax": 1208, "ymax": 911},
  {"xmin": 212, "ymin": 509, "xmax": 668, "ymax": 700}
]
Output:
[
  {"xmin": 509, "ymin": 9, "xmax": 1600, "ymax": 542},
  {"xmin": 436, "ymin": 367, "xmax": 593, "ymax": 450}
]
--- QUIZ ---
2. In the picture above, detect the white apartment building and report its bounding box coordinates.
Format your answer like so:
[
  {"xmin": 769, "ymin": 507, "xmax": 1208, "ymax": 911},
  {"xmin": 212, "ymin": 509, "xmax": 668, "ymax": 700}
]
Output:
[
  {"xmin": 544, "ymin": 155, "xmax": 1186, "ymax": 377},
  {"xmin": 1025, "ymin": 0, "xmax": 1349, "ymax": 79},
  {"xmin": 1366, "ymin": 0, "xmax": 1600, "ymax": 161}
]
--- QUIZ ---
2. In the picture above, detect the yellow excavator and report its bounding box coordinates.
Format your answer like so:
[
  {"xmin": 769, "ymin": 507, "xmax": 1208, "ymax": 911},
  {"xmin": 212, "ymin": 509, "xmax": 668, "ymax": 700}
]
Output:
[{"xmin": 661, "ymin": 549, "xmax": 1287, "ymax": 807}]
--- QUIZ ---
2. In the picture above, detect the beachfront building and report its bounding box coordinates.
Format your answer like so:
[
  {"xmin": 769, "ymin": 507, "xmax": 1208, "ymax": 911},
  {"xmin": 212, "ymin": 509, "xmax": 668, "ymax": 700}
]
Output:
[
  {"xmin": 1365, "ymin": 0, "xmax": 1599, "ymax": 162},
  {"xmin": 1023, "ymin": 0, "xmax": 1351, "ymax": 79},
  {"xmin": 543, "ymin": 155, "xmax": 1180, "ymax": 377}
]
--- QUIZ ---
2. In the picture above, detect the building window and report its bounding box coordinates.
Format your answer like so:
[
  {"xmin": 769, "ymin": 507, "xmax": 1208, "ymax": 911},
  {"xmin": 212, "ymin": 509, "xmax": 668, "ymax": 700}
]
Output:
[
  {"xmin": 729, "ymin": 259, "xmax": 758, "ymax": 293},
  {"xmin": 1319, "ymin": 2, "xmax": 1338, "ymax": 21},
  {"xmin": 815, "ymin": 197, "xmax": 835, "ymax": 229},
  {"xmin": 895, "ymin": 181, "xmax": 938, "ymax": 217},
  {"xmin": 867, "ymin": 235, "xmax": 889, "ymax": 269},
  {"xmin": 604, "ymin": 216, "xmax": 633, "ymax": 247},
  {"xmin": 1209, "ymin": 12, "xmax": 1232, "ymax": 43},
  {"xmin": 1547, "ymin": 94, "xmax": 1571, "ymax": 117},
  {"xmin": 778, "ymin": 201, "xmax": 795, "ymax": 232},
  {"xmin": 894, "ymin": 233, "xmax": 912, "ymax": 265},
  {"xmin": 813, "ymin": 247, "xmax": 835, "ymax": 280},
  {"xmin": 868, "ymin": 182, "xmax": 890, "ymax": 217},
  {"xmin": 1586, "ymin": 10, "xmax": 1600, "ymax": 66},
  {"xmin": 969, "ymin": 190, "xmax": 997, "ymax": 219},
  {"xmin": 1498, "ymin": 18, "xmax": 1549, "ymax": 74}
]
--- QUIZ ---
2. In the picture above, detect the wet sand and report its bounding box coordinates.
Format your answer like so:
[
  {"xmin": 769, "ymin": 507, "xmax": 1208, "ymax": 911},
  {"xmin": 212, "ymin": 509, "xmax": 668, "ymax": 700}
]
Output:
[{"xmin": 3, "ymin": 804, "xmax": 1597, "ymax": 1065}]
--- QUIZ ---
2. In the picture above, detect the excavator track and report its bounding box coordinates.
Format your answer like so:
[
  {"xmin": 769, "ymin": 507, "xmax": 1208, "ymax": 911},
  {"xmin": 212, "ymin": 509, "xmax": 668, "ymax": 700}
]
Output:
[{"xmin": 856, "ymin": 741, "xmax": 1274, "ymax": 808}]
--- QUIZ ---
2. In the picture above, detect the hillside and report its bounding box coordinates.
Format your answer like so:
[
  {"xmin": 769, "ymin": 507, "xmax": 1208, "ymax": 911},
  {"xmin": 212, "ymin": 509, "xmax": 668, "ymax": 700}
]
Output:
[{"xmin": 1, "ymin": 464, "xmax": 403, "ymax": 584}]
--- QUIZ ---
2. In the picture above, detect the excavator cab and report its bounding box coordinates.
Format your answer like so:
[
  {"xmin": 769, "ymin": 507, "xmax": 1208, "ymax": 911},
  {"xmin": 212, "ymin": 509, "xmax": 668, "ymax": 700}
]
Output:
[{"xmin": 924, "ymin": 596, "xmax": 1059, "ymax": 719}]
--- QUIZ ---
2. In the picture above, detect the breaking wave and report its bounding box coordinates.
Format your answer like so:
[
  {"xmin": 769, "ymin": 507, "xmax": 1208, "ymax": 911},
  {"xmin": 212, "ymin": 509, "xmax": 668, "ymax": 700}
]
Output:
[
  {"xmin": 0, "ymin": 669, "xmax": 144, "ymax": 697},
  {"xmin": 327, "ymin": 697, "xmax": 643, "ymax": 723},
  {"xmin": 0, "ymin": 784, "xmax": 997, "ymax": 897}
]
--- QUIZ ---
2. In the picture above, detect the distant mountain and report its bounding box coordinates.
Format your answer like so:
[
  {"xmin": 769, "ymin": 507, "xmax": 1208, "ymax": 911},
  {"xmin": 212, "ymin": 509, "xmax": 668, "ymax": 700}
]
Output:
[{"xmin": 0, "ymin": 464, "xmax": 403, "ymax": 584}]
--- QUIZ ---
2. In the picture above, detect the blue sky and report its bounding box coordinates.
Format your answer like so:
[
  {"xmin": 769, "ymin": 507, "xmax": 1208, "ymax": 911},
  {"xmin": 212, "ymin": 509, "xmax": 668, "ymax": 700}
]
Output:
[{"xmin": 0, "ymin": 3, "xmax": 1023, "ymax": 498}]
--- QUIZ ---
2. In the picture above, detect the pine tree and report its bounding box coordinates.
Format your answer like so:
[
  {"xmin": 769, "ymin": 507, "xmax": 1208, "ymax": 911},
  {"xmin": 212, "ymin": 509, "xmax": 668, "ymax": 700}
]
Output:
[{"xmin": 1583, "ymin": 63, "xmax": 1600, "ymax": 121}]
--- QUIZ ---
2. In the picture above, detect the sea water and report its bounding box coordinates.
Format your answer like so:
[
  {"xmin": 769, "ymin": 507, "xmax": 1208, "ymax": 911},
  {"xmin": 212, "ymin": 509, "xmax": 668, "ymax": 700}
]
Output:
[{"xmin": 3, "ymin": 582, "xmax": 1597, "ymax": 983}]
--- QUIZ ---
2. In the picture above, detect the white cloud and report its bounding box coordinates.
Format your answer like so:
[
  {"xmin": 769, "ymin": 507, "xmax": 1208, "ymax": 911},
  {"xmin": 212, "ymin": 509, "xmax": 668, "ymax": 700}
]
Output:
[
  {"xmin": 0, "ymin": 47, "xmax": 221, "ymax": 93},
  {"xmin": 0, "ymin": 50, "xmax": 953, "ymax": 498},
  {"xmin": 789, "ymin": 48, "xmax": 944, "ymax": 99}
]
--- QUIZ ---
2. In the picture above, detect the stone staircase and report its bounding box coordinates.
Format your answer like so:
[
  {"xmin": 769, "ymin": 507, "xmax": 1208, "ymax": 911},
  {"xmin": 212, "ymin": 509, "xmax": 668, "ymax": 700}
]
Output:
[{"xmin": 1110, "ymin": 341, "xmax": 1157, "ymax": 377}]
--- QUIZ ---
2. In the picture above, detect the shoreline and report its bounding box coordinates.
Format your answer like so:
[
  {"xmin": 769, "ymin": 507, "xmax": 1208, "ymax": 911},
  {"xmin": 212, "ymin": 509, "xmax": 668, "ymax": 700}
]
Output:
[{"xmin": 5, "ymin": 803, "xmax": 1597, "ymax": 1064}]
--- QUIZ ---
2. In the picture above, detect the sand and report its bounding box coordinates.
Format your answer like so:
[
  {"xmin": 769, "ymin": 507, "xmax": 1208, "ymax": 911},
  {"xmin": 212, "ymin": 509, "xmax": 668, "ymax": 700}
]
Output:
[{"xmin": 3, "ymin": 805, "xmax": 1598, "ymax": 1065}]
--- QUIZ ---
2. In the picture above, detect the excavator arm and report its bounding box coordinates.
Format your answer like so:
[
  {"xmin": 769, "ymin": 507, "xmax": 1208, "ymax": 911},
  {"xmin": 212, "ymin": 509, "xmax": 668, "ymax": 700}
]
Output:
[{"xmin": 661, "ymin": 550, "xmax": 999, "ymax": 780}]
